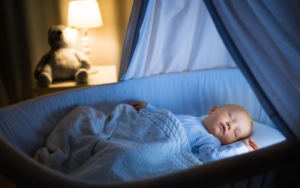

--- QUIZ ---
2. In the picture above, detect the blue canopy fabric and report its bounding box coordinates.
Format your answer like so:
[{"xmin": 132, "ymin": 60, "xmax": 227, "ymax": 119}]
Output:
[
  {"xmin": 120, "ymin": 0, "xmax": 300, "ymax": 142},
  {"xmin": 205, "ymin": 0, "xmax": 300, "ymax": 142},
  {"xmin": 120, "ymin": 0, "xmax": 237, "ymax": 81}
]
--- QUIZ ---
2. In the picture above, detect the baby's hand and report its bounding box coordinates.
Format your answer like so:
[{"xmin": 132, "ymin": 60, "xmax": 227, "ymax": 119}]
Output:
[
  {"xmin": 129, "ymin": 101, "xmax": 148, "ymax": 110},
  {"xmin": 242, "ymin": 138, "xmax": 259, "ymax": 152}
]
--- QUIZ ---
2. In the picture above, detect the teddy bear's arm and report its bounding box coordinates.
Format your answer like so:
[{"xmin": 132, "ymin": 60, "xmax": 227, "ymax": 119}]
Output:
[
  {"xmin": 34, "ymin": 53, "xmax": 51, "ymax": 79},
  {"xmin": 74, "ymin": 50, "xmax": 91, "ymax": 70}
]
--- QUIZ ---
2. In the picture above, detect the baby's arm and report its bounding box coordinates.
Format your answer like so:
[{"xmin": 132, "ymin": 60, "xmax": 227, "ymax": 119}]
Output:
[
  {"xmin": 196, "ymin": 134, "xmax": 254, "ymax": 163},
  {"xmin": 197, "ymin": 136, "xmax": 259, "ymax": 163}
]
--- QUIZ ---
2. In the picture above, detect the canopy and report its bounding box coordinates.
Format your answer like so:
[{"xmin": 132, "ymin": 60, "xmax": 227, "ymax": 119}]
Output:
[
  {"xmin": 120, "ymin": 0, "xmax": 236, "ymax": 80},
  {"xmin": 119, "ymin": 0, "xmax": 300, "ymax": 142},
  {"xmin": 206, "ymin": 0, "xmax": 300, "ymax": 142}
]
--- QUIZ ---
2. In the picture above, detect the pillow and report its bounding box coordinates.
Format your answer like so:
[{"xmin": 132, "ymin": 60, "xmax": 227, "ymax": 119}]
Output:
[
  {"xmin": 199, "ymin": 115, "xmax": 286, "ymax": 148},
  {"xmin": 249, "ymin": 121, "xmax": 286, "ymax": 148}
]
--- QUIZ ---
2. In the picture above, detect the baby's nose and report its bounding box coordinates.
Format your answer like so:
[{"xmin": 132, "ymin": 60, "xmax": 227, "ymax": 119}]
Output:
[{"xmin": 226, "ymin": 122, "xmax": 231, "ymax": 129}]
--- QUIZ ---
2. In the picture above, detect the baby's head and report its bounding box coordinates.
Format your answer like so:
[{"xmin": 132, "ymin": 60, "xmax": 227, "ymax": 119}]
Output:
[{"xmin": 202, "ymin": 104, "xmax": 253, "ymax": 145}]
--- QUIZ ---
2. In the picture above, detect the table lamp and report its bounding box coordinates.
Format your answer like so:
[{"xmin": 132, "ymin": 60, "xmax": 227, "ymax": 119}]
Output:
[{"xmin": 68, "ymin": 0, "xmax": 103, "ymax": 58}]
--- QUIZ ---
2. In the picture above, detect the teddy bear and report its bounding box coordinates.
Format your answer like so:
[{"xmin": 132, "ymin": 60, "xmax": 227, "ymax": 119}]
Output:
[{"xmin": 34, "ymin": 25, "xmax": 91, "ymax": 87}]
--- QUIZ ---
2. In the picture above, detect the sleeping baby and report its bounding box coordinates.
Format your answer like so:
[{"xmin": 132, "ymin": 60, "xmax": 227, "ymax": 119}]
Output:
[{"xmin": 129, "ymin": 101, "xmax": 259, "ymax": 163}]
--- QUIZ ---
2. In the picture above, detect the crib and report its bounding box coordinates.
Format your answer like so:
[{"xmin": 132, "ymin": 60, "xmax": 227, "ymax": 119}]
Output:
[
  {"xmin": 0, "ymin": 69, "xmax": 293, "ymax": 188},
  {"xmin": 1, "ymin": 0, "xmax": 299, "ymax": 187}
]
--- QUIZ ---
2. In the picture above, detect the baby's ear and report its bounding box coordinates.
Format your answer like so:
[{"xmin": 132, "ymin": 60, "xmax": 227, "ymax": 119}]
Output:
[{"xmin": 208, "ymin": 106, "xmax": 218, "ymax": 115}]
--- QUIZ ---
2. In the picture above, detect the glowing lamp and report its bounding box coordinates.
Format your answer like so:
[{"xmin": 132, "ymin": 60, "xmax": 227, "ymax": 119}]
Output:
[{"xmin": 68, "ymin": 0, "xmax": 103, "ymax": 58}]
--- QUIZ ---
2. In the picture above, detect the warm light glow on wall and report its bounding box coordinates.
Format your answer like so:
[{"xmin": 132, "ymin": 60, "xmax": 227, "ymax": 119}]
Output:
[{"xmin": 68, "ymin": 0, "xmax": 103, "ymax": 29}]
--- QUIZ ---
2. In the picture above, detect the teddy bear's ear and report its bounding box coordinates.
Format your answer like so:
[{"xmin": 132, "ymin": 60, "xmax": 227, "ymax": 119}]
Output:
[{"xmin": 48, "ymin": 25, "xmax": 55, "ymax": 32}]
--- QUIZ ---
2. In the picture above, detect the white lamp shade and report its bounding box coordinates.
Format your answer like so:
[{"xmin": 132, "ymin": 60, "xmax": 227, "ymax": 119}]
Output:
[{"xmin": 68, "ymin": 0, "xmax": 103, "ymax": 29}]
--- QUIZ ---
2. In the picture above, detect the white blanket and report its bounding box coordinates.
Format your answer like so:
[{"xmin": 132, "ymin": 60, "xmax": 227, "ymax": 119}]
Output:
[{"xmin": 35, "ymin": 104, "xmax": 202, "ymax": 183}]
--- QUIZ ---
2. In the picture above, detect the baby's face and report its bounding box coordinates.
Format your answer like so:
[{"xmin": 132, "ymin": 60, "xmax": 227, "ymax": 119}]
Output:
[{"xmin": 202, "ymin": 105, "xmax": 251, "ymax": 145}]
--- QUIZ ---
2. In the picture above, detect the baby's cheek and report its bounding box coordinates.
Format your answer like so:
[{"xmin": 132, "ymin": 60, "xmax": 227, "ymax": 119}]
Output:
[
  {"xmin": 219, "ymin": 137, "xmax": 230, "ymax": 145},
  {"xmin": 223, "ymin": 135, "xmax": 236, "ymax": 144}
]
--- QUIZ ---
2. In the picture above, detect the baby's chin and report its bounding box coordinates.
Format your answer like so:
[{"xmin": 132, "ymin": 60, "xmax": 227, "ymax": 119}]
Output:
[
  {"xmin": 220, "ymin": 138, "xmax": 237, "ymax": 145},
  {"xmin": 220, "ymin": 140, "xmax": 230, "ymax": 145},
  {"xmin": 211, "ymin": 134, "xmax": 225, "ymax": 144},
  {"xmin": 216, "ymin": 136, "xmax": 233, "ymax": 145}
]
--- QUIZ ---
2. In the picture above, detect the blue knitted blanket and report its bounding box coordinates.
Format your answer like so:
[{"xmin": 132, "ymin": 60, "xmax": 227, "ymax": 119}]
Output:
[{"xmin": 34, "ymin": 104, "xmax": 202, "ymax": 183}]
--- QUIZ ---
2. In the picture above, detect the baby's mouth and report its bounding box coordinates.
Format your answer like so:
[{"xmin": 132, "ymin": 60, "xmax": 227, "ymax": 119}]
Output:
[{"xmin": 220, "ymin": 123, "xmax": 225, "ymax": 134}]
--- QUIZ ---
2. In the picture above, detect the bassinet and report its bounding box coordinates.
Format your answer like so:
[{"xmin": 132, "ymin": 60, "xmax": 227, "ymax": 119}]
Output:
[
  {"xmin": 0, "ymin": 69, "xmax": 293, "ymax": 188},
  {"xmin": 1, "ymin": 0, "xmax": 299, "ymax": 187}
]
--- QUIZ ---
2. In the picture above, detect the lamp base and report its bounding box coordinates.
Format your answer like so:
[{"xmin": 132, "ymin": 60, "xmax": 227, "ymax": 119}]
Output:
[{"xmin": 82, "ymin": 29, "xmax": 91, "ymax": 59}]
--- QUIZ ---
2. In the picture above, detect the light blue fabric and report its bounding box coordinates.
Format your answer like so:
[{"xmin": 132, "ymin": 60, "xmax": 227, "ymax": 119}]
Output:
[
  {"xmin": 121, "ymin": 0, "xmax": 236, "ymax": 80},
  {"xmin": 209, "ymin": 0, "xmax": 300, "ymax": 140},
  {"xmin": 146, "ymin": 103, "xmax": 248, "ymax": 163},
  {"xmin": 34, "ymin": 104, "xmax": 202, "ymax": 183}
]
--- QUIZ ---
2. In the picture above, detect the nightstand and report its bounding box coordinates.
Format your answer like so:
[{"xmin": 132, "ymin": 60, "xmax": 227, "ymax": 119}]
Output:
[{"xmin": 32, "ymin": 65, "xmax": 117, "ymax": 96}]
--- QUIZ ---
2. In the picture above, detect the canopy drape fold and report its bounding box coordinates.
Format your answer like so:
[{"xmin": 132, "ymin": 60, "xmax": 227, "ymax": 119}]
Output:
[
  {"xmin": 121, "ymin": 0, "xmax": 236, "ymax": 81},
  {"xmin": 207, "ymin": 0, "xmax": 300, "ymax": 140}
]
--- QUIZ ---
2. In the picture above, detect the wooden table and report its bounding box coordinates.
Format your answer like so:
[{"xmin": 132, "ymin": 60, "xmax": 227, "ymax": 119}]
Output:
[{"xmin": 32, "ymin": 65, "xmax": 117, "ymax": 96}]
